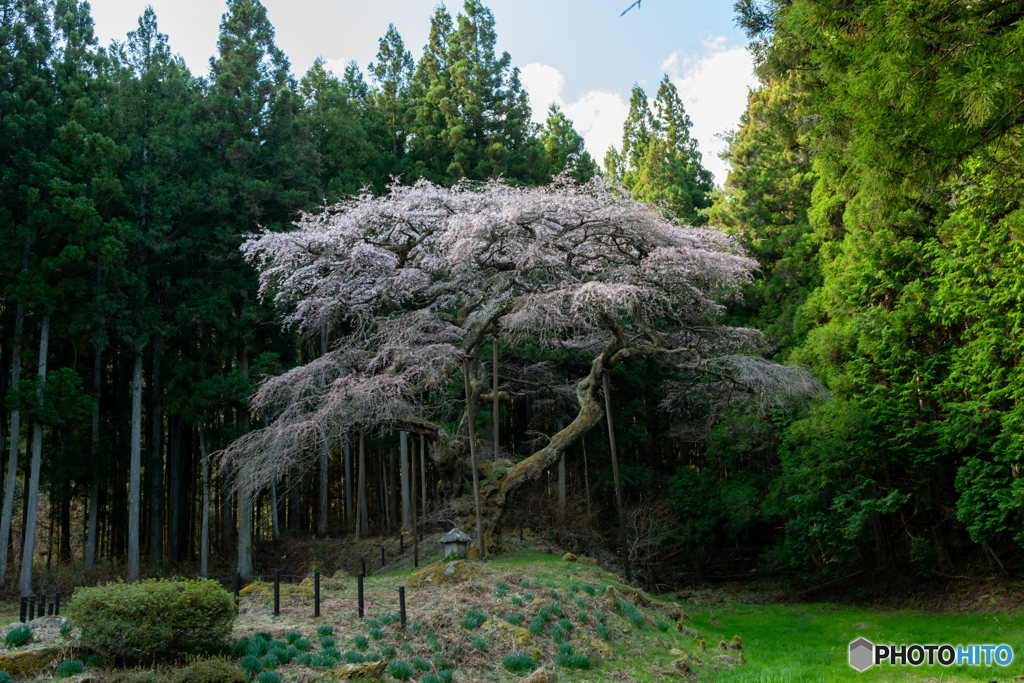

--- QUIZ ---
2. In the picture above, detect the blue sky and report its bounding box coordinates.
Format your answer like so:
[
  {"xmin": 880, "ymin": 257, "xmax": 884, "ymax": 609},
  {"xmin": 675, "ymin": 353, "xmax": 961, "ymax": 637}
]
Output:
[{"xmin": 88, "ymin": 0, "xmax": 758, "ymax": 183}]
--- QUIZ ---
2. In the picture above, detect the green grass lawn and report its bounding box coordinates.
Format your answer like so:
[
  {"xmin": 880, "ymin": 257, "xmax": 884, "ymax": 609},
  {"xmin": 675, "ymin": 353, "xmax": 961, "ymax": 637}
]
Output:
[{"xmin": 694, "ymin": 602, "xmax": 1024, "ymax": 682}]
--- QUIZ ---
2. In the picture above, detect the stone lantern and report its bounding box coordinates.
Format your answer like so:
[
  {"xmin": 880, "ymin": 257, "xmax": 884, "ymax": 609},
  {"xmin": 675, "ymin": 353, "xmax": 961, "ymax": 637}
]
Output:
[{"xmin": 439, "ymin": 528, "xmax": 472, "ymax": 559}]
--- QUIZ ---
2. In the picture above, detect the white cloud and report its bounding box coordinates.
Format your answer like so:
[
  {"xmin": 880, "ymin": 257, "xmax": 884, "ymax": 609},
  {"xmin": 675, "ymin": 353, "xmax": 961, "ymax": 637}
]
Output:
[
  {"xmin": 522, "ymin": 38, "xmax": 756, "ymax": 186},
  {"xmin": 664, "ymin": 38, "xmax": 758, "ymax": 184},
  {"xmin": 521, "ymin": 63, "xmax": 628, "ymax": 167},
  {"xmin": 322, "ymin": 57, "xmax": 351, "ymax": 77}
]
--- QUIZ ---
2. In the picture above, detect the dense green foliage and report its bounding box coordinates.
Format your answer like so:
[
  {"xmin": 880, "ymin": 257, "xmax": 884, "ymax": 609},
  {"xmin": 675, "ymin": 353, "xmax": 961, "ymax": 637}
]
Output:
[
  {"xmin": 675, "ymin": 0, "xmax": 1024, "ymax": 578},
  {"xmin": 66, "ymin": 579, "xmax": 234, "ymax": 658}
]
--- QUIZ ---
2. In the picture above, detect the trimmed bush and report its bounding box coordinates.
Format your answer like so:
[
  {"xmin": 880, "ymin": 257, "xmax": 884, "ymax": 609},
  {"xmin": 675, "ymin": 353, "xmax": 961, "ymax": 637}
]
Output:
[
  {"xmin": 67, "ymin": 579, "xmax": 233, "ymax": 659},
  {"xmin": 240, "ymin": 655, "xmax": 262, "ymax": 676},
  {"xmin": 256, "ymin": 673, "xmax": 280, "ymax": 683},
  {"xmin": 316, "ymin": 625, "xmax": 333, "ymax": 638},
  {"xmin": 58, "ymin": 660, "xmax": 84, "ymax": 677},
  {"xmin": 471, "ymin": 635, "xmax": 487, "ymax": 651},
  {"xmin": 4, "ymin": 625, "xmax": 31, "ymax": 647},
  {"xmin": 387, "ymin": 660, "xmax": 414, "ymax": 681},
  {"xmin": 172, "ymin": 658, "xmax": 247, "ymax": 683},
  {"xmin": 502, "ymin": 653, "xmax": 535, "ymax": 673},
  {"xmin": 412, "ymin": 657, "xmax": 431, "ymax": 671}
]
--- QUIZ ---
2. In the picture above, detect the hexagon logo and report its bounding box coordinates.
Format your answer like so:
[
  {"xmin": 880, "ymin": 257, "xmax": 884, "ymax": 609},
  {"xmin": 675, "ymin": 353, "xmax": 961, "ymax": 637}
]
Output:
[{"xmin": 849, "ymin": 637, "xmax": 874, "ymax": 671}]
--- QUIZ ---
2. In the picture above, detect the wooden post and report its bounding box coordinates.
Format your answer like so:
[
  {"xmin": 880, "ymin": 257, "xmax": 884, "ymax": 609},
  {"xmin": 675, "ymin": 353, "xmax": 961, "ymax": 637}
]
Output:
[
  {"xmin": 463, "ymin": 360, "xmax": 485, "ymax": 561},
  {"xmin": 603, "ymin": 369, "xmax": 632, "ymax": 584},
  {"xmin": 357, "ymin": 573, "xmax": 364, "ymax": 618},
  {"xmin": 314, "ymin": 570, "xmax": 320, "ymax": 618},
  {"xmin": 273, "ymin": 570, "xmax": 280, "ymax": 616}
]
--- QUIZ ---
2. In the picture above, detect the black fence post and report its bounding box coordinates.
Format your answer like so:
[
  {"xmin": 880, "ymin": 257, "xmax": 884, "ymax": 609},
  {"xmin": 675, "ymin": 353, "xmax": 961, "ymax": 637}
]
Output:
[
  {"xmin": 47, "ymin": 601, "xmax": 53, "ymax": 616},
  {"xmin": 273, "ymin": 570, "xmax": 280, "ymax": 617},
  {"xmin": 54, "ymin": 593, "xmax": 60, "ymax": 616},
  {"xmin": 19, "ymin": 597, "xmax": 26, "ymax": 623},
  {"xmin": 314, "ymin": 571, "xmax": 320, "ymax": 618},
  {"xmin": 29, "ymin": 596, "xmax": 34, "ymax": 620},
  {"xmin": 234, "ymin": 572, "xmax": 241, "ymax": 609},
  {"xmin": 357, "ymin": 573, "xmax": 364, "ymax": 618},
  {"xmin": 40, "ymin": 595, "xmax": 46, "ymax": 617},
  {"xmin": 399, "ymin": 587, "xmax": 406, "ymax": 629},
  {"xmin": 362, "ymin": 559, "xmax": 366, "ymax": 576}
]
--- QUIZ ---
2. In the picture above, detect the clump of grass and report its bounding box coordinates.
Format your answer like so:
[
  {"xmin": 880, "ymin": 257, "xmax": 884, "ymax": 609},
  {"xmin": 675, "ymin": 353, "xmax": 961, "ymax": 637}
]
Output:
[
  {"xmin": 344, "ymin": 650, "xmax": 366, "ymax": 664},
  {"xmin": 422, "ymin": 676, "xmax": 441, "ymax": 683},
  {"xmin": 294, "ymin": 637, "xmax": 312, "ymax": 652},
  {"xmin": 582, "ymin": 584, "xmax": 597, "ymax": 595},
  {"xmin": 539, "ymin": 607, "xmax": 550, "ymax": 622},
  {"xmin": 85, "ymin": 654, "xmax": 102, "ymax": 668},
  {"xmin": 559, "ymin": 617, "xmax": 573, "ymax": 632},
  {"xmin": 255, "ymin": 632, "xmax": 273, "ymax": 642},
  {"xmin": 579, "ymin": 609, "xmax": 589, "ymax": 622},
  {"xmin": 472, "ymin": 635, "xmax": 487, "ymax": 651},
  {"xmin": 511, "ymin": 596, "xmax": 523, "ymax": 606},
  {"xmin": 286, "ymin": 631, "xmax": 302, "ymax": 644},
  {"xmin": 523, "ymin": 592, "xmax": 535, "ymax": 602},
  {"xmin": 368, "ymin": 627, "xmax": 384, "ymax": 641},
  {"xmin": 320, "ymin": 636, "xmax": 335, "ymax": 649},
  {"xmin": 353, "ymin": 634, "xmax": 369, "ymax": 650},
  {"xmin": 260, "ymin": 654, "xmax": 279, "ymax": 670},
  {"xmin": 57, "ymin": 660, "xmax": 84, "ymax": 678},
  {"xmin": 412, "ymin": 657, "xmax": 432, "ymax": 671},
  {"xmin": 381, "ymin": 646, "xmax": 397, "ymax": 660},
  {"xmin": 551, "ymin": 625, "xmax": 566, "ymax": 643},
  {"xmin": 550, "ymin": 603, "xmax": 562, "ymax": 618},
  {"xmin": 59, "ymin": 624, "xmax": 72, "ymax": 637},
  {"xmin": 0, "ymin": 673, "xmax": 11, "ymax": 683},
  {"xmin": 438, "ymin": 671, "xmax": 453, "ymax": 683},
  {"xmin": 520, "ymin": 579, "xmax": 530, "ymax": 588},
  {"xmin": 550, "ymin": 589, "xmax": 560, "ymax": 600},
  {"xmin": 257, "ymin": 673, "xmax": 281, "ymax": 683},
  {"xmin": 365, "ymin": 618, "xmax": 381, "ymax": 629},
  {"xmin": 496, "ymin": 580, "xmax": 510, "ymax": 591},
  {"xmin": 401, "ymin": 642, "xmax": 412, "ymax": 653},
  {"xmin": 656, "ymin": 619, "xmax": 672, "ymax": 632},
  {"xmin": 241, "ymin": 655, "xmax": 262, "ymax": 676},
  {"xmin": 411, "ymin": 622, "xmax": 423, "ymax": 633},
  {"xmin": 387, "ymin": 660, "xmax": 414, "ymax": 681},
  {"xmin": 432, "ymin": 653, "xmax": 447, "ymax": 670},
  {"xmin": 322, "ymin": 647, "xmax": 342, "ymax": 660},
  {"xmin": 594, "ymin": 611, "xmax": 605, "ymax": 622},
  {"xmin": 461, "ymin": 608, "xmax": 487, "ymax": 629},
  {"xmin": 365, "ymin": 651, "xmax": 381, "ymax": 662},
  {"xmin": 296, "ymin": 653, "xmax": 313, "ymax": 666},
  {"xmin": 316, "ymin": 625, "xmax": 333, "ymax": 638},
  {"xmin": 597, "ymin": 623, "xmax": 610, "ymax": 640},
  {"xmin": 502, "ymin": 652, "xmax": 535, "ymax": 673},
  {"xmin": 616, "ymin": 599, "xmax": 645, "ymax": 628},
  {"xmin": 568, "ymin": 583, "xmax": 580, "ymax": 593},
  {"xmin": 4, "ymin": 625, "xmax": 31, "ymax": 648},
  {"xmin": 504, "ymin": 613, "xmax": 524, "ymax": 626},
  {"xmin": 529, "ymin": 616, "xmax": 545, "ymax": 635}
]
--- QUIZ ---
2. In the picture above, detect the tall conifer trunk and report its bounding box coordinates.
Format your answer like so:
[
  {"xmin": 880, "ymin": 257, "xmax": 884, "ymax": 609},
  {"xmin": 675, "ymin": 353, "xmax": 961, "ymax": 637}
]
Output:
[
  {"xmin": 85, "ymin": 343, "xmax": 101, "ymax": 567},
  {"xmin": 19, "ymin": 313, "xmax": 50, "ymax": 596},
  {"xmin": 199, "ymin": 422, "xmax": 210, "ymax": 577},
  {"xmin": 127, "ymin": 341, "xmax": 144, "ymax": 582},
  {"xmin": 149, "ymin": 339, "xmax": 163, "ymax": 564}
]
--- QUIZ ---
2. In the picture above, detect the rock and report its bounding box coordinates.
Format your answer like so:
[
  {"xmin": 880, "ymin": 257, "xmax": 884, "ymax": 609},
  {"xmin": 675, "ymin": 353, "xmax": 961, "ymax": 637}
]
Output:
[
  {"xmin": 406, "ymin": 560, "xmax": 480, "ymax": 588},
  {"xmin": 523, "ymin": 668, "xmax": 557, "ymax": 683},
  {"xmin": 699, "ymin": 640, "xmax": 706, "ymax": 650},
  {"xmin": 562, "ymin": 553, "xmax": 577, "ymax": 562},
  {"xmin": 333, "ymin": 659, "xmax": 387, "ymax": 679},
  {"xmin": 719, "ymin": 640, "xmax": 728, "ymax": 650},
  {"xmin": 588, "ymin": 639, "xmax": 611, "ymax": 657},
  {"xmin": 729, "ymin": 635, "xmax": 742, "ymax": 651},
  {"xmin": 239, "ymin": 580, "xmax": 313, "ymax": 599},
  {"xmin": 0, "ymin": 645, "xmax": 71, "ymax": 676},
  {"xmin": 670, "ymin": 649, "xmax": 686, "ymax": 658},
  {"xmin": 30, "ymin": 617, "xmax": 68, "ymax": 629},
  {"xmin": 482, "ymin": 618, "xmax": 533, "ymax": 647}
]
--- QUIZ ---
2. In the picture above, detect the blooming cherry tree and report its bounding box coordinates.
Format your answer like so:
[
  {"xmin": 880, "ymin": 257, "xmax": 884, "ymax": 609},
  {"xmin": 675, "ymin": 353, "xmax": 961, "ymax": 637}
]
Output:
[{"xmin": 223, "ymin": 176, "xmax": 819, "ymax": 540}]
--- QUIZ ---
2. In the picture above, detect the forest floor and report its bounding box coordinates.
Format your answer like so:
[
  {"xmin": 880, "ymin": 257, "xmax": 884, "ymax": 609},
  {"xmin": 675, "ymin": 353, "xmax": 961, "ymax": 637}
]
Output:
[{"xmin": 1, "ymin": 534, "xmax": 1023, "ymax": 682}]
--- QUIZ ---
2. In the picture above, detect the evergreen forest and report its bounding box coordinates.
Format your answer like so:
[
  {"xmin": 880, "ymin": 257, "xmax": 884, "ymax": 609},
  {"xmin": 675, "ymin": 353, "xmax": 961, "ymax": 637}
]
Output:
[{"xmin": 1, "ymin": 0, "xmax": 1021, "ymax": 597}]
